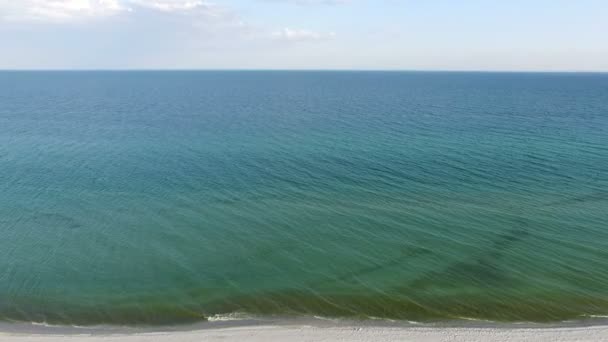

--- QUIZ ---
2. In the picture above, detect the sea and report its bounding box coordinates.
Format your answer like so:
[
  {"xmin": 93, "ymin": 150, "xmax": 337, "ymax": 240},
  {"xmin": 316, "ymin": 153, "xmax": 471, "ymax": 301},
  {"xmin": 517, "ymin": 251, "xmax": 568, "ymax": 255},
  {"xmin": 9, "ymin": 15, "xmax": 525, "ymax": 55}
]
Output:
[{"xmin": 0, "ymin": 71, "xmax": 607, "ymax": 325}]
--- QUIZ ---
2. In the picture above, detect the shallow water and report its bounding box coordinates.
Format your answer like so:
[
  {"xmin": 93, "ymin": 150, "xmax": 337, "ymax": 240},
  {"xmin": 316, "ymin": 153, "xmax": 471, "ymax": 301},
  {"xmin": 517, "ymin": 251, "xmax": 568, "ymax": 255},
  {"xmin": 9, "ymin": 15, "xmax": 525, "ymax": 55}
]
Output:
[{"xmin": 0, "ymin": 71, "xmax": 607, "ymax": 325}]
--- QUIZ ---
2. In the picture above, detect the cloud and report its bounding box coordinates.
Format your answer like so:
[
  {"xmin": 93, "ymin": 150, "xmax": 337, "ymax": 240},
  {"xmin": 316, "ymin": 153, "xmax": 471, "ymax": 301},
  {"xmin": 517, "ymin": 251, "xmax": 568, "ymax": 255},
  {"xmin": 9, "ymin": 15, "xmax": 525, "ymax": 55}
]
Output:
[
  {"xmin": 0, "ymin": 0, "xmax": 223, "ymax": 22},
  {"xmin": 0, "ymin": 0, "xmax": 127, "ymax": 22},
  {"xmin": 128, "ymin": 0, "xmax": 205, "ymax": 12},
  {"xmin": 0, "ymin": 0, "xmax": 337, "ymax": 42},
  {"xmin": 0, "ymin": 1, "xmax": 335, "ymax": 43},
  {"xmin": 272, "ymin": 27, "xmax": 335, "ymax": 42},
  {"xmin": 263, "ymin": 0, "xmax": 351, "ymax": 5}
]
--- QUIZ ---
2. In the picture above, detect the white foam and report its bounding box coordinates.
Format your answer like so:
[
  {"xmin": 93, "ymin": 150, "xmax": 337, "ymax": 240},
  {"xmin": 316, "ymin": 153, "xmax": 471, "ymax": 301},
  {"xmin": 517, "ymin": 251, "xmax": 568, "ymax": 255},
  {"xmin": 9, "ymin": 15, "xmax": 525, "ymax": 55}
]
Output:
[{"xmin": 207, "ymin": 313, "xmax": 252, "ymax": 322}]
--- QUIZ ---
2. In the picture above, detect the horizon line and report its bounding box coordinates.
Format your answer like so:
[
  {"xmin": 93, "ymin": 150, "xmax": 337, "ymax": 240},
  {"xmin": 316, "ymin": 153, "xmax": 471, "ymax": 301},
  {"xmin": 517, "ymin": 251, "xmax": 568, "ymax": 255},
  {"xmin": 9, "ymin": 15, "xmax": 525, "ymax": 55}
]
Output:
[{"xmin": 0, "ymin": 69, "xmax": 607, "ymax": 74}]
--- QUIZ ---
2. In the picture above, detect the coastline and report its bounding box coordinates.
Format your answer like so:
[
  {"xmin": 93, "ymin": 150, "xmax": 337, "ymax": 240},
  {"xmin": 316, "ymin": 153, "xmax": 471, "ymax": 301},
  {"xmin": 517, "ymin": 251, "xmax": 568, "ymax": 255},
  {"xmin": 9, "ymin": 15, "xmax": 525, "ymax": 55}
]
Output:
[
  {"xmin": 1, "ymin": 324, "xmax": 607, "ymax": 342},
  {"xmin": 1, "ymin": 318, "xmax": 608, "ymax": 342}
]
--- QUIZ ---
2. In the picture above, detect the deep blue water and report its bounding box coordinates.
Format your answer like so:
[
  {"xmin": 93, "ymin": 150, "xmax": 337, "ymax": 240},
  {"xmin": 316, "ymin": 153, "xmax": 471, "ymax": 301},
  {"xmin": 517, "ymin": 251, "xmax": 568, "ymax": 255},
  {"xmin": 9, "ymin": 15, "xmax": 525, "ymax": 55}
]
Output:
[{"xmin": 0, "ymin": 71, "xmax": 607, "ymax": 325}]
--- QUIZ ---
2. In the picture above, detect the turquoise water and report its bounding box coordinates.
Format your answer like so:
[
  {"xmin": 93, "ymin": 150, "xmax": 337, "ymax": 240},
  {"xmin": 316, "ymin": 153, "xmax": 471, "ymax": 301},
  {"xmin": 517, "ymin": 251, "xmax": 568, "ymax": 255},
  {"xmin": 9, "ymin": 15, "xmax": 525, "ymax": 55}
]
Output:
[{"xmin": 0, "ymin": 71, "xmax": 607, "ymax": 325}]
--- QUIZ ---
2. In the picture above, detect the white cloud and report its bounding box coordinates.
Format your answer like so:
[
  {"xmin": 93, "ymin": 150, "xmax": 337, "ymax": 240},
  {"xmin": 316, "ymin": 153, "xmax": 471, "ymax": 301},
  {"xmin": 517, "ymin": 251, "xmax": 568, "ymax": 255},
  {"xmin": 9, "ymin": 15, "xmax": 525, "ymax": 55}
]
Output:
[
  {"xmin": 0, "ymin": 0, "xmax": 337, "ymax": 44},
  {"xmin": 128, "ymin": 0, "xmax": 204, "ymax": 12},
  {"xmin": 264, "ymin": 0, "xmax": 351, "ymax": 5},
  {"xmin": 272, "ymin": 27, "xmax": 335, "ymax": 42},
  {"xmin": 0, "ymin": 0, "xmax": 127, "ymax": 22},
  {"xmin": 0, "ymin": 0, "xmax": 222, "ymax": 22}
]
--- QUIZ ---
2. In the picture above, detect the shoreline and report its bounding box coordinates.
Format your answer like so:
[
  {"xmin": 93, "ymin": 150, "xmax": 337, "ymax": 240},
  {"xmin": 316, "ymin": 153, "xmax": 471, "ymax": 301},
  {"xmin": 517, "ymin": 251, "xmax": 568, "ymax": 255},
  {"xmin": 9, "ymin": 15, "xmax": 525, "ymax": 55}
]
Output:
[
  {"xmin": 1, "ymin": 317, "xmax": 608, "ymax": 342},
  {"xmin": 1, "ymin": 324, "xmax": 607, "ymax": 342}
]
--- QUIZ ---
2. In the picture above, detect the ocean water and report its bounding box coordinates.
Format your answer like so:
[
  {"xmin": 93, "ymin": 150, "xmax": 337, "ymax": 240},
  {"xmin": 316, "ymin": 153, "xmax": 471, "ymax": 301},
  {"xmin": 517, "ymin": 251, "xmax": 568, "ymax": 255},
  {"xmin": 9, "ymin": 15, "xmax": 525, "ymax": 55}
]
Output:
[{"xmin": 0, "ymin": 71, "xmax": 607, "ymax": 325}]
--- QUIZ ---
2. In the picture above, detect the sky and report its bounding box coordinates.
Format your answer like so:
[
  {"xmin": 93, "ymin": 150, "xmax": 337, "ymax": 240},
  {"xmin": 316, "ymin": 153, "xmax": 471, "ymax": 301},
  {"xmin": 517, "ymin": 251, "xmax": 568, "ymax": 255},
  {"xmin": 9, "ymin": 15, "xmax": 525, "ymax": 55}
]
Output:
[{"xmin": 0, "ymin": 0, "xmax": 607, "ymax": 71}]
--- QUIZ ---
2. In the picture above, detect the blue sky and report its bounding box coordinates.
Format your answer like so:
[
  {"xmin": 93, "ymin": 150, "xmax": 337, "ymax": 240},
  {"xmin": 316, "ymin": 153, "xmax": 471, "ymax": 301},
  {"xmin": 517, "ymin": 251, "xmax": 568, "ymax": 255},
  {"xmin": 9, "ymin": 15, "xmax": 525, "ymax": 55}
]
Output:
[{"xmin": 0, "ymin": 0, "xmax": 607, "ymax": 70}]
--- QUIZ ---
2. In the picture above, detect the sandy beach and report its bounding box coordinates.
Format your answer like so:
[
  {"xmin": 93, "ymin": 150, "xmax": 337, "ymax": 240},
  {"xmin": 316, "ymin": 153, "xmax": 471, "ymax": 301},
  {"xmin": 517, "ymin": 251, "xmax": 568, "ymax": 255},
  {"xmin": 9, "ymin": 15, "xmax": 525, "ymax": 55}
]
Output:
[{"xmin": 2, "ymin": 324, "xmax": 607, "ymax": 342}]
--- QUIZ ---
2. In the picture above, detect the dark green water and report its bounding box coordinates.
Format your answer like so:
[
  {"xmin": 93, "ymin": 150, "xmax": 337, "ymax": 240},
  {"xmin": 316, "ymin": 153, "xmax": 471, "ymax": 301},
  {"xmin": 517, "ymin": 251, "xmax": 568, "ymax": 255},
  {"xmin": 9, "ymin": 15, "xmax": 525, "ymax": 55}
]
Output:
[{"xmin": 0, "ymin": 71, "xmax": 607, "ymax": 325}]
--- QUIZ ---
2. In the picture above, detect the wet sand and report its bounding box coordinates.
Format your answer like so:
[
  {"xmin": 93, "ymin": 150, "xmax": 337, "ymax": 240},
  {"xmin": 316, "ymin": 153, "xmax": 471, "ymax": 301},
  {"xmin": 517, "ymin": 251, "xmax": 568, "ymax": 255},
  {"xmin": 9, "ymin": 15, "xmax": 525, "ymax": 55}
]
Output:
[{"xmin": 2, "ymin": 324, "xmax": 607, "ymax": 342}]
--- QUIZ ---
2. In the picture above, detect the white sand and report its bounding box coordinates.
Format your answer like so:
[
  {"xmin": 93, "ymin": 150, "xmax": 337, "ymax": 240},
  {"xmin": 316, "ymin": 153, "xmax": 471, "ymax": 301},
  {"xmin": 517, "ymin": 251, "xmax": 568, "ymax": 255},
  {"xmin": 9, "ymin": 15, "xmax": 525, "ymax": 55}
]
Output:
[{"xmin": 1, "ymin": 324, "xmax": 607, "ymax": 342}]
